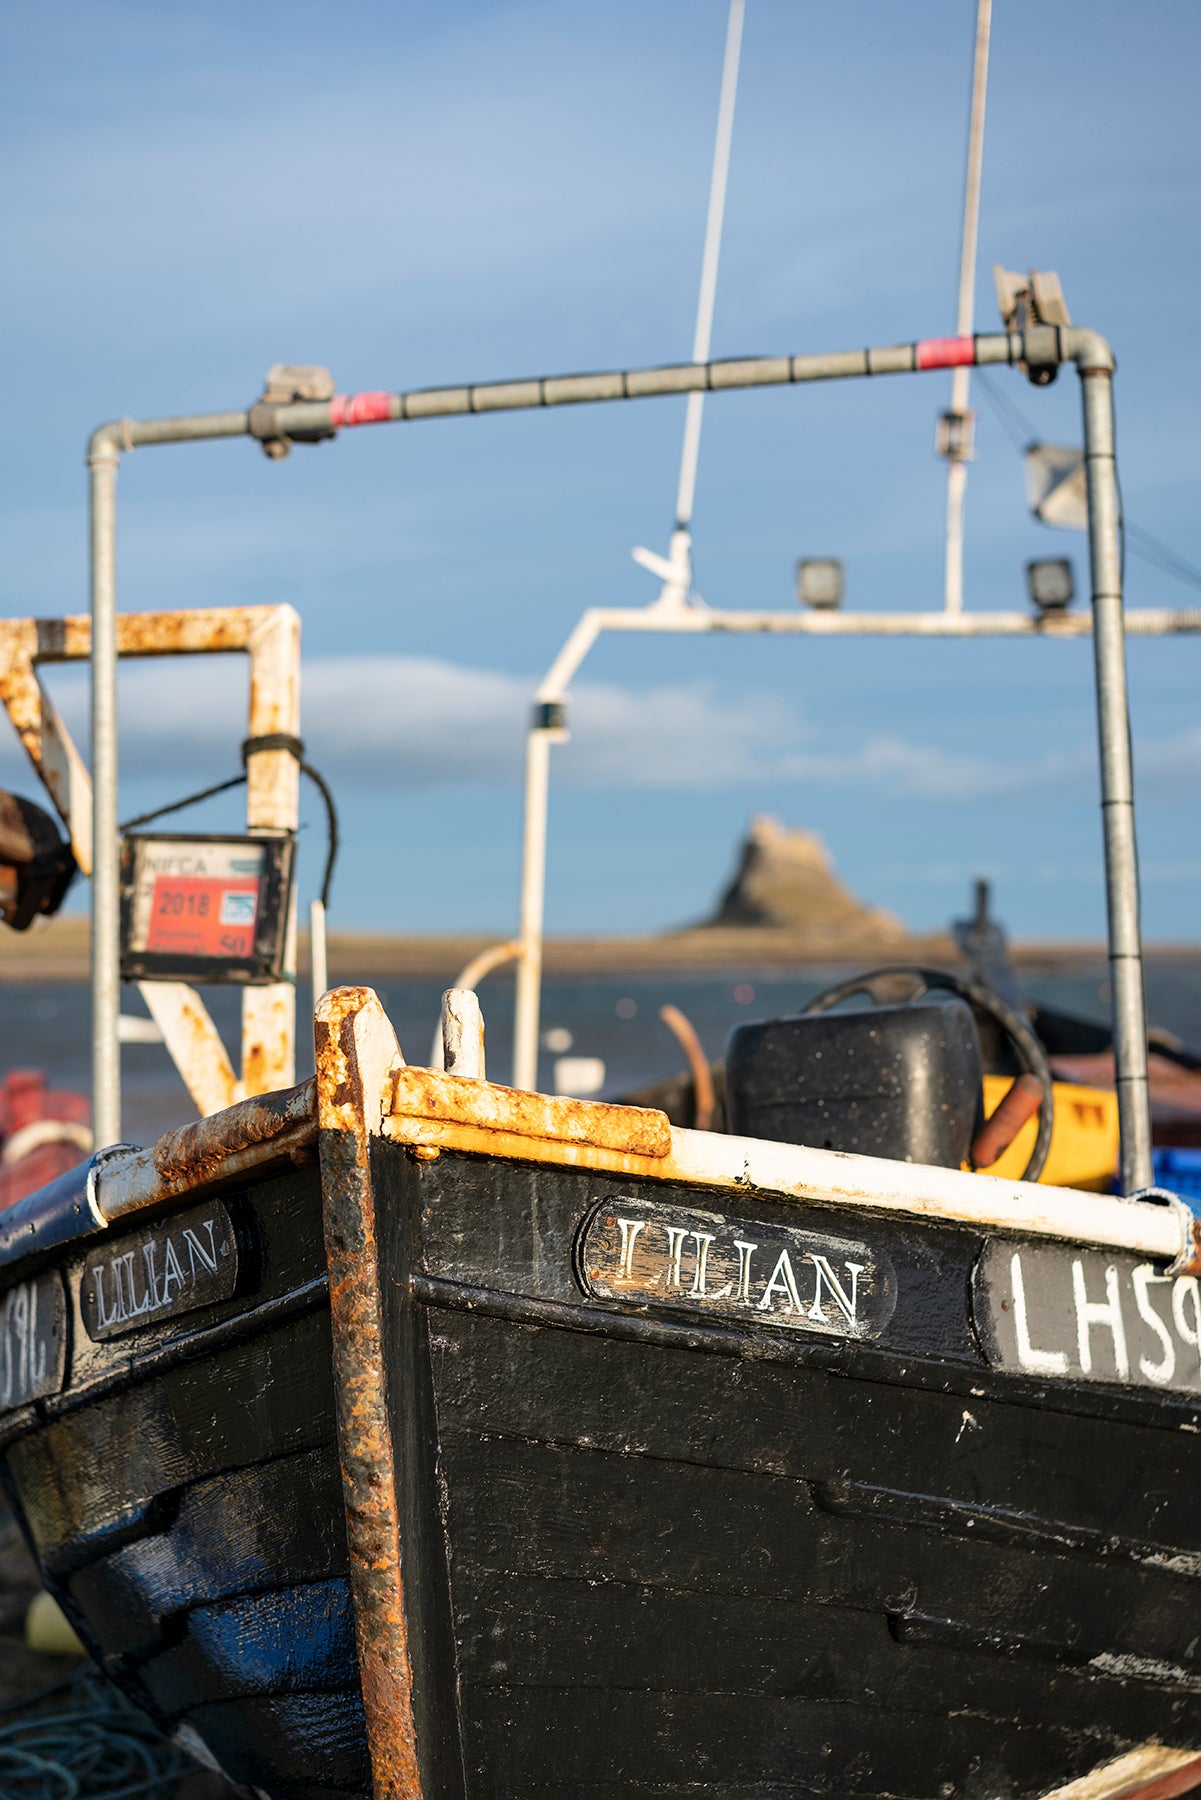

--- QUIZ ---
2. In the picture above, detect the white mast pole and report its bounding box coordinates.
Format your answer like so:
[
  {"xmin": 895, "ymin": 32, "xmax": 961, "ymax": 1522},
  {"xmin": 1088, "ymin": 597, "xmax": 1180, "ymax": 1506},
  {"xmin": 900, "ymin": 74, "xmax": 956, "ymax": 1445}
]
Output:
[
  {"xmin": 943, "ymin": 0, "xmax": 992, "ymax": 614},
  {"xmin": 636, "ymin": 0, "xmax": 745, "ymax": 608}
]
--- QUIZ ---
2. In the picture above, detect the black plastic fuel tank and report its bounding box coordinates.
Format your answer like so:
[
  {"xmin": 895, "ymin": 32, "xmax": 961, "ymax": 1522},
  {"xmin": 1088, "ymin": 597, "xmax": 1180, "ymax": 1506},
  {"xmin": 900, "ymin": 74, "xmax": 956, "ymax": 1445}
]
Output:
[{"xmin": 725, "ymin": 998, "xmax": 982, "ymax": 1168}]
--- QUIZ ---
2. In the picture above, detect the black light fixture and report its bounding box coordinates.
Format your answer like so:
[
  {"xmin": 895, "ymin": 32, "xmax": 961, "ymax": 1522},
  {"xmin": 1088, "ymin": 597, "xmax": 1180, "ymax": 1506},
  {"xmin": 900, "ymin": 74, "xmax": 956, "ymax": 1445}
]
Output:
[
  {"xmin": 796, "ymin": 558, "xmax": 844, "ymax": 610},
  {"xmin": 1025, "ymin": 558, "xmax": 1075, "ymax": 613},
  {"xmin": 935, "ymin": 410, "xmax": 975, "ymax": 461}
]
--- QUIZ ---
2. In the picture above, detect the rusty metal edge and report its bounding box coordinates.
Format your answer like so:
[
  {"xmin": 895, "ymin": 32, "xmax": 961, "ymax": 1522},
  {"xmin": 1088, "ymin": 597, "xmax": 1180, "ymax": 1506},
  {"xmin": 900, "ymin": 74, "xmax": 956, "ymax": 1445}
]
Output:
[
  {"xmin": 389, "ymin": 1063, "xmax": 672, "ymax": 1158},
  {"xmin": 92, "ymin": 1078, "xmax": 317, "ymax": 1228},
  {"xmin": 315, "ymin": 985, "xmax": 422, "ymax": 1800},
  {"xmin": 382, "ymin": 1070, "xmax": 1184, "ymax": 1265}
]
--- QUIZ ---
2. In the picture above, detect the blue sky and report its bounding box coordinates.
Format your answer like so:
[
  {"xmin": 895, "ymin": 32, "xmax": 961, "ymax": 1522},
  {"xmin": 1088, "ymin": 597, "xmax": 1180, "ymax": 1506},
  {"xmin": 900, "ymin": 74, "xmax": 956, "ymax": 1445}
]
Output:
[{"xmin": 3, "ymin": 0, "xmax": 1200, "ymax": 940}]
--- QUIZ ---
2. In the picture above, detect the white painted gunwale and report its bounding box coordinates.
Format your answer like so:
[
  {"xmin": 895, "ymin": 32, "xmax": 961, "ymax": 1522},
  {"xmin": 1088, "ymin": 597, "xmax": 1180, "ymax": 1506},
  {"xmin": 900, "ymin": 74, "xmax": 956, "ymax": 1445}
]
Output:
[{"xmin": 661, "ymin": 1125, "xmax": 1185, "ymax": 1264}]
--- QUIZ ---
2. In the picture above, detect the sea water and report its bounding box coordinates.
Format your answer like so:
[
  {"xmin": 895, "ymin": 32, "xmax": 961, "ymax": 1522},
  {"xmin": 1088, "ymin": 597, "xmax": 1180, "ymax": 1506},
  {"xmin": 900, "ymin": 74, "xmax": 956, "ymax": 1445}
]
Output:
[{"xmin": 7, "ymin": 962, "xmax": 1201, "ymax": 1150}]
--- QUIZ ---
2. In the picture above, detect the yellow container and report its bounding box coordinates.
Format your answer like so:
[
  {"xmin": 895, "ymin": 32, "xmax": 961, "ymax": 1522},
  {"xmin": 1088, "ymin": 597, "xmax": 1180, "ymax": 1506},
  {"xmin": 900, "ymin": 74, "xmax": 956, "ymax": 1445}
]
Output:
[{"xmin": 976, "ymin": 1073, "xmax": 1119, "ymax": 1191}]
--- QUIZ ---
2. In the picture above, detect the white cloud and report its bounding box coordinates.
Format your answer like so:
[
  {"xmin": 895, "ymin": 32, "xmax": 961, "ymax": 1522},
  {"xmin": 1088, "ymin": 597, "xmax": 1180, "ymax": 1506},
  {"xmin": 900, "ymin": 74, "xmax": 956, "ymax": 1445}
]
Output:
[{"xmin": 3, "ymin": 652, "xmax": 1197, "ymax": 806}]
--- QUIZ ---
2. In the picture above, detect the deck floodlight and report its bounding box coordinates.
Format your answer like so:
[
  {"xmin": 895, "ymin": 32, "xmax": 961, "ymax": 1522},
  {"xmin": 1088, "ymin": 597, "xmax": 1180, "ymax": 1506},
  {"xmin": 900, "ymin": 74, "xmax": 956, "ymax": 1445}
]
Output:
[
  {"xmin": 796, "ymin": 558, "xmax": 844, "ymax": 610},
  {"xmin": 1026, "ymin": 558, "xmax": 1075, "ymax": 613}
]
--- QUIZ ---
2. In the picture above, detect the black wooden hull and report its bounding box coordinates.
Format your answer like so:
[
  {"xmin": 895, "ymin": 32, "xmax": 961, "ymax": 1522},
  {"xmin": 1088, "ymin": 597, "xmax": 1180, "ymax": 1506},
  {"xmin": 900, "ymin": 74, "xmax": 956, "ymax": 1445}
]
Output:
[
  {"xmin": 0, "ymin": 1156, "xmax": 369, "ymax": 1800},
  {"xmin": 388, "ymin": 1150, "xmax": 1201, "ymax": 1799},
  {"xmin": 1, "ymin": 1009, "xmax": 1200, "ymax": 1797}
]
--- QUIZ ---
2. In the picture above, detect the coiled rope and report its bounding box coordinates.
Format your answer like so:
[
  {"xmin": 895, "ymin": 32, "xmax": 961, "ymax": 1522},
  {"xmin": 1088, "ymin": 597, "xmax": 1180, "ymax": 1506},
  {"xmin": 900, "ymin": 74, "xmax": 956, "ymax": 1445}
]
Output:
[{"xmin": 0, "ymin": 1667, "xmax": 188, "ymax": 1798}]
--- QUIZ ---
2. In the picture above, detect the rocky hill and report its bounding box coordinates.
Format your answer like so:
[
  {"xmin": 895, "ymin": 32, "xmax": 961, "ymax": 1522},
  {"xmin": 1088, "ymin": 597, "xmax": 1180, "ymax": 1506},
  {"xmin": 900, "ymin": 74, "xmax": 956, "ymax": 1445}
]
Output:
[{"xmin": 690, "ymin": 814, "xmax": 908, "ymax": 951}]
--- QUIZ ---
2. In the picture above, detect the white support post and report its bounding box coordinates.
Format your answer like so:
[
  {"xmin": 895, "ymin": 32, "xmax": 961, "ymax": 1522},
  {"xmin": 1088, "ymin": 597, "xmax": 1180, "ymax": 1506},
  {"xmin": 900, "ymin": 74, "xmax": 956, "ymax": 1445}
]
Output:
[
  {"xmin": 441, "ymin": 987, "xmax": 486, "ymax": 1080},
  {"xmin": 89, "ymin": 446, "xmax": 122, "ymax": 1148},
  {"xmin": 943, "ymin": 0, "xmax": 991, "ymax": 614},
  {"xmin": 637, "ymin": 0, "xmax": 744, "ymax": 610},
  {"xmin": 513, "ymin": 726, "xmax": 552, "ymax": 1093},
  {"xmin": 310, "ymin": 898, "xmax": 328, "ymax": 1006}
]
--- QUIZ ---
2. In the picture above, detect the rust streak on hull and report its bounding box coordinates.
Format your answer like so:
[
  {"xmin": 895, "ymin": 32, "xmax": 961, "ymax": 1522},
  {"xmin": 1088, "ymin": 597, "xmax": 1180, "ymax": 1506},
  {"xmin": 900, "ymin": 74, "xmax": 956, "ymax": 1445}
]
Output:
[{"xmin": 316, "ymin": 987, "xmax": 421, "ymax": 1798}]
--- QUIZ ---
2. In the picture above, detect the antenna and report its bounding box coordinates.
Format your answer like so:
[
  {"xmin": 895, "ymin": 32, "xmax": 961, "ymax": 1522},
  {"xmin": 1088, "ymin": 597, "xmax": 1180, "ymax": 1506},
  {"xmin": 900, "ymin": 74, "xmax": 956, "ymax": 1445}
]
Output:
[
  {"xmin": 632, "ymin": 0, "xmax": 745, "ymax": 610},
  {"xmin": 941, "ymin": 0, "xmax": 992, "ymax": 613}
]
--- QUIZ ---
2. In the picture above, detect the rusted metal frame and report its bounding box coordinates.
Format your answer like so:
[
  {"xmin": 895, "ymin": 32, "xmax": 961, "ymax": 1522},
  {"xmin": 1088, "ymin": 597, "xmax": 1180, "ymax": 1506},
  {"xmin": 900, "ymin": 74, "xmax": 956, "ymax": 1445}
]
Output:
[
  {"xmin": 240, "ymin": 604, "xmax": 301, "ymax": 1099},
  {"xmin": 379, "ymin": 1057, "xmax": 1185, "ymax": 1265},
  {"xmin": 0, "ymin": 605, "xmax": 301, "ymax": 1128},
  {"xmin": 0, "ymin": 620, "xmax": 93, "ymax": 871},
  {"xmin": 0, "ymin": 609, "xmax": 297, "ymax": 879},
  {"xmin": 136, "ymin": 986, "xmax": 239, "ymax": 1118},
  {"xmin": 314, "ymin": 986, "xmax": 448, "ymax": 1800}
]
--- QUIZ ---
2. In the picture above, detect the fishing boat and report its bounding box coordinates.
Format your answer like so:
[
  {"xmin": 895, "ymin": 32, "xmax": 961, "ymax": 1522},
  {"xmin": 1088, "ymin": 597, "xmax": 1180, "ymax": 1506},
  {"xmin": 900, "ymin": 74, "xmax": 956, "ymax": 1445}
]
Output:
[
  {"xmin": 6, "ymin": 0, "xmax": 1201, "ymax": 1776},
  {"xmin": 2, "ymin": 297, "xmax": 1201, "ymax": 1800}
]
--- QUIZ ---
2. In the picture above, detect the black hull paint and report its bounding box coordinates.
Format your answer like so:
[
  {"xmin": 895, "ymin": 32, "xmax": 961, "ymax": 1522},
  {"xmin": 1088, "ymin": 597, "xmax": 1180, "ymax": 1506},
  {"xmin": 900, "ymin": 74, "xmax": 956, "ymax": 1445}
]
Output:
[{"xmin": 1, "ymin": 1126, "xmax": 1200, "ymax": 1797}]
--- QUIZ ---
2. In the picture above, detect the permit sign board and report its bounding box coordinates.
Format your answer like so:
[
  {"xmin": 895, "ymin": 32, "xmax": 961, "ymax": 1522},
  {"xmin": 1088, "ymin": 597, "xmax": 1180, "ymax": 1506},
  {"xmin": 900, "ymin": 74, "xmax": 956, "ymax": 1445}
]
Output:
[{"xmin": 120, "ymin": 831, "xmax": 294, "ymax": 984}]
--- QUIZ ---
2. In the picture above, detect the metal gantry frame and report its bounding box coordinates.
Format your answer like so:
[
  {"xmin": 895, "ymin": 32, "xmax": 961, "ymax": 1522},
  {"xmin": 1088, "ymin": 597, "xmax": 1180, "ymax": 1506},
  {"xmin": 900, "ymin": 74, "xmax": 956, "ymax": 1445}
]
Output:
[
  {"xmin": 78, "ymin": 321, "xmax": 1166, "ymax": 1192},
  {"xmin": 509, "ymin": 591, "xmax": 1201, "ymax": 1116},
  {"xmin": 0, "ymin": 606, "xmax": 302, "ymax": 1122}
]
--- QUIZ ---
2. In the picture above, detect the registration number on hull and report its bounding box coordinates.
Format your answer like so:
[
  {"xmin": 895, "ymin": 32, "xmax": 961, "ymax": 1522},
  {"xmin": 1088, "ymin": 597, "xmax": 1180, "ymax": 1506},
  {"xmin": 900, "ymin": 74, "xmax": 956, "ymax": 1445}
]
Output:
[{"xmin": 974, "ymin": 1239, "xmax": 1201, "ymax": 1395}]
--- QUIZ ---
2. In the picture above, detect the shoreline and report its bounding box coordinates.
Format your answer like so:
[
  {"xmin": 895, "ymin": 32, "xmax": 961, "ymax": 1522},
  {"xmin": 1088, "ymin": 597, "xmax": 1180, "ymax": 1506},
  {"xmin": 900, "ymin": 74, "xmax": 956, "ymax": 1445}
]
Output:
[{"xmin": 3, "ymin": 918, "xmax": 1199, "ymax": 983}]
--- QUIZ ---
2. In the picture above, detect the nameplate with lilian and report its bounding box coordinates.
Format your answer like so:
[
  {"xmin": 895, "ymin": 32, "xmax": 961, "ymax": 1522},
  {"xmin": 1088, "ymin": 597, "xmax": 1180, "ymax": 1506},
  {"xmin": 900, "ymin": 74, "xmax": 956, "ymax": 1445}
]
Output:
[
  {"xmin": 578, "ymin": 1198, "xmax": 896, "ymax": 1341},
  {"xmin": 973, "ymin": 1238, "xmax": 1201, "ymax": 1396},
  {"xmin": 80, "ymin": 1199, "xmax": 240, "ymax": 1341}
]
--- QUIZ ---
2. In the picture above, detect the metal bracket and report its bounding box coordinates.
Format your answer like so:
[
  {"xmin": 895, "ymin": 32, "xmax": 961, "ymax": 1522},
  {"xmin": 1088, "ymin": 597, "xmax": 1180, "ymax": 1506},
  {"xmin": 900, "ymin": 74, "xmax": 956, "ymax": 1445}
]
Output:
[{"xmin": 249, "ymin": 364, "xmax": 337, "ymax": 459}]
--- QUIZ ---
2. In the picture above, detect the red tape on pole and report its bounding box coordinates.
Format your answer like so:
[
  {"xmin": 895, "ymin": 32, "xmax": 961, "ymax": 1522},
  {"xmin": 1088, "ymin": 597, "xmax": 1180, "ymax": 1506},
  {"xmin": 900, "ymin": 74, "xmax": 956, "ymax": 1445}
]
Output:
[
  {"xmin": 915, "ymin": 336, "xmax": 976, "ymax": 370},
  {"xmin": 329, "ymin": 392, "xmax": 394, "ymax": 428}
]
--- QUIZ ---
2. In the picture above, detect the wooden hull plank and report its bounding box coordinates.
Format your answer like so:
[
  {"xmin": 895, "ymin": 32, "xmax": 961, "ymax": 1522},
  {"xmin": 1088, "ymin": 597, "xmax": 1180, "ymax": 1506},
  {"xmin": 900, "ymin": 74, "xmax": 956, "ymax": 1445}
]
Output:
[
  {"xmin": 69, "ymin": 1445, "xmax": 347, "ymax": 1657},
  {"xmin": 138, "ymin": 1577, "xmax": 355, "ymax": 1712},
  {"xmin": 9, "ymin": 1309, "xmax": 336, "ymax": 1558},
  {"xmin": 428, "ymin": 1306, "xmax": 1201, "ymax": 1561}
]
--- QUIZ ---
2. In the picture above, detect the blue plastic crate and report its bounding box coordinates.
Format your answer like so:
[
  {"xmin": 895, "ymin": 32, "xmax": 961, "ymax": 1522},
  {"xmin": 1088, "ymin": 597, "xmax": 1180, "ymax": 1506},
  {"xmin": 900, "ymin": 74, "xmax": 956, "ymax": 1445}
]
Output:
[{"xmin": 1153, "ymin": 1147, "xmax": 1201, "ymax": 1201}]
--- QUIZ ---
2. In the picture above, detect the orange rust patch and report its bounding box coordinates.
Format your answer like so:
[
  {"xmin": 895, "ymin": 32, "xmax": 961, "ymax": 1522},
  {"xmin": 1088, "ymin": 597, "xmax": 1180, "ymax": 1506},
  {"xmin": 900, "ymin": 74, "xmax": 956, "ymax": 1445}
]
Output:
[
  {"xmin": 388, "ymin": 1065, "xmax": 671, "ymax": 1159},
  {"xmin": 151, "ymin": 1077, "xmax": 316, "ymax": 1186}
]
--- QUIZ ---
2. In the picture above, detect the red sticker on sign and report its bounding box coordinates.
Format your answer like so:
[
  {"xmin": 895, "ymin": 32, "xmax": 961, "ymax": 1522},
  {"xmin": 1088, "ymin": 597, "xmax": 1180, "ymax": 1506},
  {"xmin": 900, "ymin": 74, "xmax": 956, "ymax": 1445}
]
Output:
[{"xmin": 145, "ymin": 876, "xmax": 260, "ymax": 959}]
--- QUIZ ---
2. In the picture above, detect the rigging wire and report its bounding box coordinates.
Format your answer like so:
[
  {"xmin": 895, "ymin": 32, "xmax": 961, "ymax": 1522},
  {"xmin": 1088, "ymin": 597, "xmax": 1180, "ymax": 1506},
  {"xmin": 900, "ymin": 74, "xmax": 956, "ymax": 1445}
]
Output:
[{"xmin": 973, "ymin": 371, "xmax": 1201, "ymax": 595}]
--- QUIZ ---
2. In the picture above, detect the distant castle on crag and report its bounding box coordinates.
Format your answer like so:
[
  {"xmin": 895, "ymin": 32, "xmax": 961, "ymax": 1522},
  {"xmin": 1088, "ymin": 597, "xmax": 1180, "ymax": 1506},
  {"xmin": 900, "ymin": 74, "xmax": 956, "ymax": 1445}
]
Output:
[{"xmin": 692, "ymin": 815, "xmax": 907, "ymax": 951}]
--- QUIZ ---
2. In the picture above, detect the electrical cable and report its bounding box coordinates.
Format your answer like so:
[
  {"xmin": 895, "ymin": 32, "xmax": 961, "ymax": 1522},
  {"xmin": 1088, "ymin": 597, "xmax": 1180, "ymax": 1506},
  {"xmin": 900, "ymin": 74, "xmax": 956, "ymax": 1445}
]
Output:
[
  {"xmin": 973, "ymin": 368, "xmax": 1035, "ymax": 451},
  {"xmin": 119, "ymin": 735, "xmax": 340, "ymax": 908}
]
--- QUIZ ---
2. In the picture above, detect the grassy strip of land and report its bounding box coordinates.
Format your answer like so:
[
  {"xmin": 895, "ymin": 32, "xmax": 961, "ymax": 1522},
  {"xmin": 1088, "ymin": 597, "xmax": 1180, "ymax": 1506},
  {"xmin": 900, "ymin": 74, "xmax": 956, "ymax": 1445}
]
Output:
[{"xmin": 2, "ymin": 914, "xmax": 1195, "ymax": 983}]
